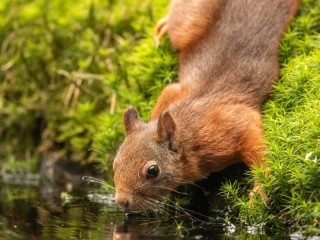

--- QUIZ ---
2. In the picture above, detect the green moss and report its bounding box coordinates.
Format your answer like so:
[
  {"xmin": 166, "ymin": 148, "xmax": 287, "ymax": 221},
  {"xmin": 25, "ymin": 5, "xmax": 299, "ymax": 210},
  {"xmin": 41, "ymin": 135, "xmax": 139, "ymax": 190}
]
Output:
[{"xmin": 222, "ymin": 0, "xmax": 320, "ymax": 234}]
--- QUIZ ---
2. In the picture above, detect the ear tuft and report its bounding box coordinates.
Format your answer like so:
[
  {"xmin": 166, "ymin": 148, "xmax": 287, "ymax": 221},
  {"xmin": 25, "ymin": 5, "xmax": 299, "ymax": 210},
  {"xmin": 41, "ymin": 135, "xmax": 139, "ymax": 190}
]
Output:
[
  {"xmin": 123, "ymin": 107, "xmax": 141, "ymax": 135},
  {"xmin": 157, "ymin": 111, "xmax": 176, "ymax": 140}
]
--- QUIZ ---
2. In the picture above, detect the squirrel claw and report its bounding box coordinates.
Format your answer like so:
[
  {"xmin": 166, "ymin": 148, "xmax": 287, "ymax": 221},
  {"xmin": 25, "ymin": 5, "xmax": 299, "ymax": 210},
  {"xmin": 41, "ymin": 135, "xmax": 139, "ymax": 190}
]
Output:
[
  {"xmin": 154, "ymin": 16, "xmax": 169, "ymax": 48},
  {"xmin": 249, "ymin": 182, "xmax": 269, "ymax": 207}
]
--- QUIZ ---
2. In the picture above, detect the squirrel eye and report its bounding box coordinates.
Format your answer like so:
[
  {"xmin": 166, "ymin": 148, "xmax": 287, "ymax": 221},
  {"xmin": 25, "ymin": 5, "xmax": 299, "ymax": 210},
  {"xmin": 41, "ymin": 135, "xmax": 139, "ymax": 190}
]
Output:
[{"xmin": 146, "ymin": 165, "xmax": 159, "ymax": 179}]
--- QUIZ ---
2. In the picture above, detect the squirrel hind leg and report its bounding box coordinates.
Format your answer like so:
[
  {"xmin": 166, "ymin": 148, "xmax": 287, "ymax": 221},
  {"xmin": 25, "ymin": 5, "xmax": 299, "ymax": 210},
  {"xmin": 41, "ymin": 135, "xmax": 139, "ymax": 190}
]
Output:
[
  {"xmin": 249, "ymin": 181, "xmax": 269, "ymax": 207},
  {"xmin": 154, "ymin": 15, "xmax": 169, "ymax": 48},
  {"xmin": 167, "ymin": 0, "xmax": 224, "ymax": 51},
  {"xmin": 239, "ymin": 117, "xmax": 269, "ymax": 206}
]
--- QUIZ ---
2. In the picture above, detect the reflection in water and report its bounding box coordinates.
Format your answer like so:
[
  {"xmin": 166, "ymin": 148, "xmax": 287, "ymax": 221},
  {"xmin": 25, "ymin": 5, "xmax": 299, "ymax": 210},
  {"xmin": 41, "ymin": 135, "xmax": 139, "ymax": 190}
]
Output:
[
  {"xmin": 113, "ymin": 216, "xmax": 177, "ymax": 240},
  {"xmin": 0, "ymin": 177, "xmax": 227, "ymax": 239},
  {"xmin": 0, "ymin": 179, "xmax": 118, "ymax": 239},
  {"xmin": 0, "ymin": 166, "xmax": 300, "ymax": 239}
]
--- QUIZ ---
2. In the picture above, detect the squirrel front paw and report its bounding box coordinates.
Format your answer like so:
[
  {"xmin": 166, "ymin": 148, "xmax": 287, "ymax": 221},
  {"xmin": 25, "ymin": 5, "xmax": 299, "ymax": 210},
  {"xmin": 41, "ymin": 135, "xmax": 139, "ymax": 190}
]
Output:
[{"xmin": 154, "ymin": 15, "xmax": 169, "ymax": 48}]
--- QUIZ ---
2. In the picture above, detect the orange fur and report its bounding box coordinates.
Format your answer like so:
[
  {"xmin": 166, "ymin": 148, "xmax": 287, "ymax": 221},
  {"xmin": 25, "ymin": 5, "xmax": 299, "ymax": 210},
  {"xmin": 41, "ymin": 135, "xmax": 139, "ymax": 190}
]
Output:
[
  {"xmin": 151, "ymin": 83, "xmax": 186, "ymax": 119},
  {"xmin": 167, "ymin": 0, "xmax": 225, "ymax": 51}
]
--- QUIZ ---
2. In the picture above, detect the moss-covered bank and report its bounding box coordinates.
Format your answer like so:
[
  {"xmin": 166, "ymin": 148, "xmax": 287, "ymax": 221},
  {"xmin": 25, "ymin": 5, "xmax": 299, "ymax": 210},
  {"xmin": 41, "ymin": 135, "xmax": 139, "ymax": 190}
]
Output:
[{"xmin": 222, "ymin": 0, "xmax": 320, "ymax": 234}]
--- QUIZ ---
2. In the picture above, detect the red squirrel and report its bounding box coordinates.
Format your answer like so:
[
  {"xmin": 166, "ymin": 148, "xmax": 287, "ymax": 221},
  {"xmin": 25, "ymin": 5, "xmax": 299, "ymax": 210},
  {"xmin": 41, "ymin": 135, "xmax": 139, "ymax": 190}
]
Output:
[{"xmin": 113, "ymin": 0, "xmax": 300, "ymax": 211}]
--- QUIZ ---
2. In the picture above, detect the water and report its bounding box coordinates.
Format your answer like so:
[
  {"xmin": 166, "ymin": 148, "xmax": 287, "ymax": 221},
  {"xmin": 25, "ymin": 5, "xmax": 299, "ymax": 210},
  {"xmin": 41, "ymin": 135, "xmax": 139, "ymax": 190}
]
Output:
[
  {"xmin": 0, "ymin": 181, "xmax": 227, "ymax": 239},
  {"xmin": 0, "ymin": 171, "xmax": 307, "ymax": 239}
]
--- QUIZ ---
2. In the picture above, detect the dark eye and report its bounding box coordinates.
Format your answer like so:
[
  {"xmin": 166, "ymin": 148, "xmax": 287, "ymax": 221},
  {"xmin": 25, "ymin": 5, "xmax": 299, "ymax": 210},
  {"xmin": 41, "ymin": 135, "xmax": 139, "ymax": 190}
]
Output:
[{"xmin": 146, "ymin": 165, "xmax": 160, "ymax": 179}]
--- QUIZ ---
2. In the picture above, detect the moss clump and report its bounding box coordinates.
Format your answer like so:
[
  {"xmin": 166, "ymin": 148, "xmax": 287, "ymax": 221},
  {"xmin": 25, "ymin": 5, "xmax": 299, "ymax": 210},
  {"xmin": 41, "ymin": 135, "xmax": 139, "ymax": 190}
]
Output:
[{"xmin": 222, "ymin": 0, "xmax": 320, "ymax": 234}]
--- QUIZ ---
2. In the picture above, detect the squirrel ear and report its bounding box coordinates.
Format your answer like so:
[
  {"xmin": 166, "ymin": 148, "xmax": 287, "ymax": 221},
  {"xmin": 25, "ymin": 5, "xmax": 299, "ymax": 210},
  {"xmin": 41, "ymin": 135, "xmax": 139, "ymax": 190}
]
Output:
[
  {"xmin": 157, "ymin": 111, "xmax": 176, "ymax": 140},
  {"xmin": 123, "ymin": 107, "xmax": 141, "ymax": 136}
]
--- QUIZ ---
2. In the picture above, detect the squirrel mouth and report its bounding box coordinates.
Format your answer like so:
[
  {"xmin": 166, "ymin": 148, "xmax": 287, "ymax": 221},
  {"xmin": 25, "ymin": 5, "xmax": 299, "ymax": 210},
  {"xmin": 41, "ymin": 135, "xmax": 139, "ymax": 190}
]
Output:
[{"xmin": 115, "ymin": 190, "xmax": 166, "ymax": 212}]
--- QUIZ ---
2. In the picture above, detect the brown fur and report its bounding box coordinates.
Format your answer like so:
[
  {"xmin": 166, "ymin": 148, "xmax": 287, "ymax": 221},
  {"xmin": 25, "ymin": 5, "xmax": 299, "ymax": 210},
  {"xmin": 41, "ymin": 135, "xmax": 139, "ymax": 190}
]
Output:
[{"xmin": 113, "ymin": 0, "xmax": 300, "ymax": 211}]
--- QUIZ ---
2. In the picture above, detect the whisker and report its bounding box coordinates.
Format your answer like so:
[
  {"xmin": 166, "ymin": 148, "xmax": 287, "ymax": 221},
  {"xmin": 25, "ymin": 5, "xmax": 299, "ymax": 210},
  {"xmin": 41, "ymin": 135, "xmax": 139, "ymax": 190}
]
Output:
[
  {"xmin": 153, "ymin": 185, "xmax": 188, "ymax": 195},
  {"xmin": 144, "ymin": 198, "xmax": 183, "ymax": 222},
  {"xmin": 163, "ymin": 197, "xmax": 212, "ymax": 222},
  {"xmin": 172, "ymin": 178, "xmax": 206, "ymax": 191},
  {"xmin": 82, "ymin": 176, "xmax": 115, "ymax": 190},
  {"xmin": 128, "ymin": 184, "xmax": 211, "ymax": 225},
  {"xmin": 141, "ymin": 199, "xmax": 163, "ymax": 218},
  {"xmin": 143, "ymin": 199, "xmax": 163, "ymax": 215},
  {"xmin": 161, "ymin": 197, "xmax": 199, "ymax": 225},
  {"xmin": 144, "ymin": 196, "xmax": 199, "ymax": 224},
  {"xmin": 145, "ymin": 196, "xmax": 212, "ymax": 231},
  {"xmin": 144, "ymin": 204, "xmax": 159, "ymax": 219}
]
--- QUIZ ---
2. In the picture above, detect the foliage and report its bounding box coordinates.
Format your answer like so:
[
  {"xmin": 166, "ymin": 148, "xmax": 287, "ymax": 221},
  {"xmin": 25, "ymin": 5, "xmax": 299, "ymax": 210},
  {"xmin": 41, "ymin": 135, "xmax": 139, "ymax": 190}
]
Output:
[
  {"xmin": 0, "ymin": 0, "xmax": 172, "ymax": 167},
  {"xmin": 221, "ymin": 0, "xmax": 320, "ymax": 234}
]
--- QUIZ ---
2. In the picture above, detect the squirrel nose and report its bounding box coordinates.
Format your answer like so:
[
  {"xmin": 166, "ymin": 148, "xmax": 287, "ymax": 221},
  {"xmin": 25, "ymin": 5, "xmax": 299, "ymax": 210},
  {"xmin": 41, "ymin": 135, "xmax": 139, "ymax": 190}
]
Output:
[
  {"xmin": 116, "ymin": 195, "xmax": 130, "ymax": 210},
  {"xmin": 117, "ymin": 198, "xmax": 129, "ymax": 209}
]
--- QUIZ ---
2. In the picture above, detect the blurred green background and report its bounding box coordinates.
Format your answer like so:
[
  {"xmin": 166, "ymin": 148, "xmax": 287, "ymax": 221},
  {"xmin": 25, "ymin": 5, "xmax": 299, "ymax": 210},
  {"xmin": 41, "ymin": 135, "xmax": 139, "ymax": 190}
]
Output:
[{"xmin": 0, "ymin": 0, "xmax": 176, "ymax": 173}]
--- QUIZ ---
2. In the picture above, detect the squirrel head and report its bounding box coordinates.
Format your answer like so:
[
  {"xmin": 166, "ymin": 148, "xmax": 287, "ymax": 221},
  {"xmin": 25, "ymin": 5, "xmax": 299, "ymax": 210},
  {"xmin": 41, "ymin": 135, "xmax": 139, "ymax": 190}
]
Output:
[{"xmin": 113, "ymin": 107, "xmax": 185, "ymax": 211}]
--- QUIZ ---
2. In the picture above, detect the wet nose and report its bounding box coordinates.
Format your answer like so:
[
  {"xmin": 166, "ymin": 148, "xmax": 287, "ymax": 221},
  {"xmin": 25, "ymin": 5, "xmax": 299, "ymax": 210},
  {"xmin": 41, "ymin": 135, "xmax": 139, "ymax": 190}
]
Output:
[
  {"xmin": 115, "ymin": 194, "xmax": 130, "ymax": 210},
  {"xmin": 117, "ymin": 198, "xmax": 129, "ymax": 209}
]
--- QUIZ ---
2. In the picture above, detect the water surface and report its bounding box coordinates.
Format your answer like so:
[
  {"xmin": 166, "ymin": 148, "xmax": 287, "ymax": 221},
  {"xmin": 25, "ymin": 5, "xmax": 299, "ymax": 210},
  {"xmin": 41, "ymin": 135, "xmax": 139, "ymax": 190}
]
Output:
[
  {"xmin": 0, "ymin": 176, "xmax": 233, "ymax": 240},
  {"xmin": 0, "ymin": 170, "xmax": 304, "ymax": 239}
]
